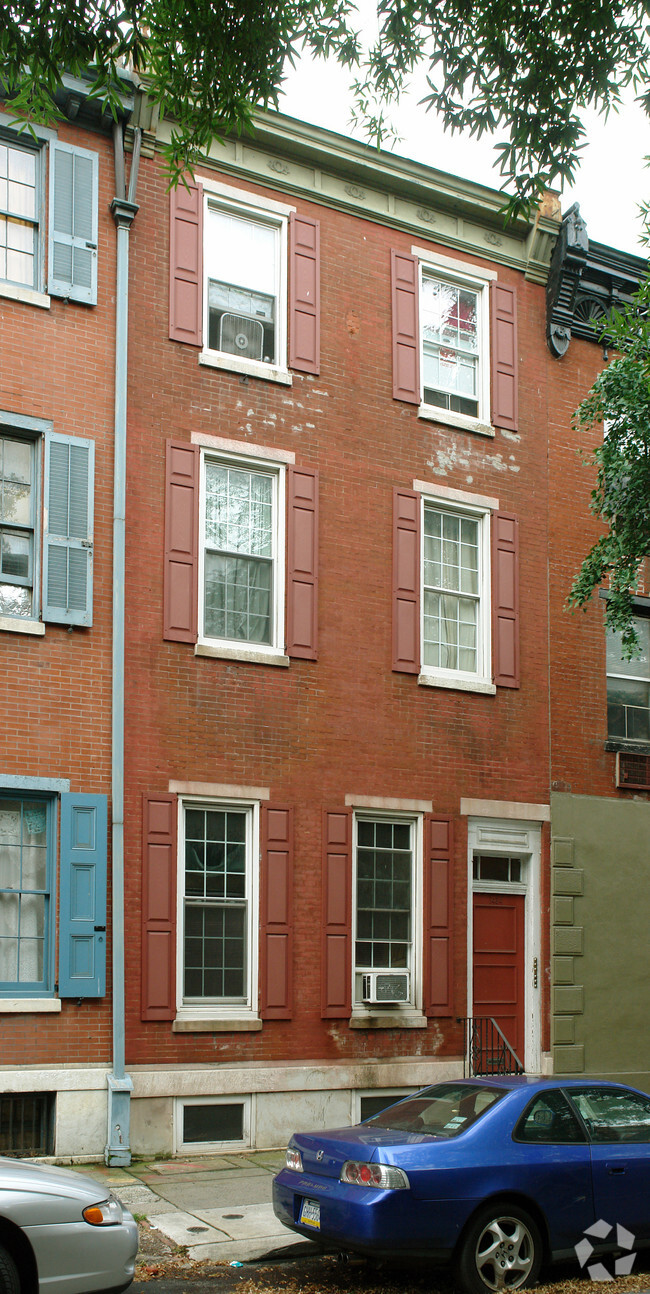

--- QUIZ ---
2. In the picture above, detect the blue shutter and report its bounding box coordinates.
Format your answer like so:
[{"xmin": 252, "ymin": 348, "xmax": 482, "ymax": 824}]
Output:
[
  {"xmin": 59, "ymin": 793, "xmax": 107, "ymax": 998},
  {"xmin": 43, "ymin": 432, "xmax": 94, "ymax": 626},
  {"xmin": 48, "ymin": 142, "xmax": 98, "ymax": 304}
]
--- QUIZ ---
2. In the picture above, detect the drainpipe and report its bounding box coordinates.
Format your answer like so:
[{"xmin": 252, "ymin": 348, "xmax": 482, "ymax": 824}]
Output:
[{"xmin": 106, "ymin": 121, "xmax": 140, "ymax": 1167}]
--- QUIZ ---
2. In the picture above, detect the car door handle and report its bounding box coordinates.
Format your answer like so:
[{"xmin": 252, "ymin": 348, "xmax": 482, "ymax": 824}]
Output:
[{"xmin": 608, "ymin": 1166, "xmax": 626, "ymax": 1175}]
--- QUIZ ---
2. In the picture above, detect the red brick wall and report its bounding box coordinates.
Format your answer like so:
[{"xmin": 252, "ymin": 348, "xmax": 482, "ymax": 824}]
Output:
[
  {"xmin": 0, "ymin": 119, "xmax": 116, "ymax": 1065},
  {"xmin": 124, "ymin": 155, "xmax": 553, "ymax": 1067}
]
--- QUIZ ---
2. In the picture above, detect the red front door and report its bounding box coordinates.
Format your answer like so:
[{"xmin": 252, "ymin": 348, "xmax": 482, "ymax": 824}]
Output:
[{"xmin": 472, "ymin": 892, "xmax": 525, "ymax": 1062}]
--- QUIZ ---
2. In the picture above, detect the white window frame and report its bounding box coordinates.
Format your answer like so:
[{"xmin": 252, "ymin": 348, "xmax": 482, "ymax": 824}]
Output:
[
  {"xmin": 0, "ymin": 411, "xmax": 51, "ymax": 636},
  {"xmin": 197, "ymin": 445, "xmax": 287, "ymax": 665},
  {"xmin": 200, "ymin": 179, "xmax": 291, "ymax": 384},
  {"xmin": 416, "ymin": 481, "xmax": 495, "ymax": 695},
  {"xmin": 606, "ymin": 613, "xmax": 650, "ymax": 743},
  {"xmin": 175, "ymin": 795, "xmax": 260, "ymax": 1026},
  {"xmin": 354, "ymin": 1088, "xmax": 415, "ymax": 1123},
  {"xmin": 0, "ymin": 120, "xmax": 52, "ymax": 310},
  {"xmin": 413, "ymin": 246, "xmax": 495, "ymax": 436},
  {"xmin": 351, "ymin": 811, "xmax": 423, "ymax": 1016},
  {"xmin": 174, "ymin": 1094, "xmax": 253, "ymax": 1154}
]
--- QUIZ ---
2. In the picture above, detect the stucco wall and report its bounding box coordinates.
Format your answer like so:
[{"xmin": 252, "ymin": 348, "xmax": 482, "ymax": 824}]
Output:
[{"xmin": 551, "ymin": 792, "xmax": 650, "ymax": 1087}]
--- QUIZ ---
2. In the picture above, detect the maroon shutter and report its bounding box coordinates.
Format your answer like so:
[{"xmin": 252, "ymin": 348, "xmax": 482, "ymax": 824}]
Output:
[
  {"xmin": 287, "ymin": 466, "xmax": 319, "ymax": 660},
  {"xmin": 260, "ymin": 805, "xmax": 293, "ymax": 1019},
  {"xmin": 391, "ymin": 249, "xmax": 420, "ymax": 403},
  {"xmin": 322, "ymin": 810, "xmax": 352, "ymax": 1018},
  {"xmin": 423, "ymin": 815, "xmax": 454, "ymax": 1017},
  {"xmin": 169, "ymin": 178, "xmax": 203, "ymax": 345},
  {"xmin": 289, "ymin": 213, "xmax": 320, "ymax": 374},
  {"xmin": 392, "ymin": 488, "xmax": 421, "ymax": 673},
  {"xmin": 163, "ymin": 440, "xmax": 199, "ymax": 643},
  {"xmin": 493, "ymin": 511, "xmax": 520, "ymax": 688},
  {"xmin": 491, "ymin": 282, "xmax": 518, "ymax": 431},
  {"xmin": 141, "ymin": 794, "xmax": 177, "ymax": 1021}
]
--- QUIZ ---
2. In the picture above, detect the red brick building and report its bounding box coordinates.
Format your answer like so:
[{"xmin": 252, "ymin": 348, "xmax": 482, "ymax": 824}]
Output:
[
  {"xmin": 3, "ymin": 75, "xmax": 646, "ymax": 1163},
  {"xmin": 121, "ymin": 106, "xmax": 562, "ymax": 1157}
]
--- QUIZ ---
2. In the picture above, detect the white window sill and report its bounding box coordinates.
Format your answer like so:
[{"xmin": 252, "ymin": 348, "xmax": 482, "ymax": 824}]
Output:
[
  {"xmin": 0, "ymin": 616, "xmax": 45, "ymax": 636},
  {"xmin": 0, "ymin": 998, "xmax": 61, "ymax": 1013},
  {"xmin": 418, "ymin": 671, "xmax": 496, "ymax": 696},
  {"xmin": 0, "ymin": 282, "xmax": 51, "ymax": 310},
  {"xmin": 173, "ymin": 1016, "xmax": 262, "ymax": 1033},
  {"xmin": 350, "ymin": 1011, "xmax": 427, "ymax": 1030},
  {"xmin": 195, "ymin": 641, "xmax": 290, "ymax": 667},
  {"xmin": 199, "ymin": 350, "xmax": 293, "ymax": 386},
  {"xmin": 418, "ymin": 403, "xmax": 494, "ymax": 438}
]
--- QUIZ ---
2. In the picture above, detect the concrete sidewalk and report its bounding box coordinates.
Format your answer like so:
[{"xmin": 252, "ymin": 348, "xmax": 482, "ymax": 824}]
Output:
[{"xmin": 77, "ymin": 1151, "xmax": 312, "ymax": 1265}]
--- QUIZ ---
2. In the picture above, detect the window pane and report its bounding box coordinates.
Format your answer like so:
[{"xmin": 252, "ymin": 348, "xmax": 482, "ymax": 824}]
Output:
[
  {"xmin": 355, "ymin": 820, "xmax": 413, "ymax": 984},
  {"xmin": 183, "ymin": 1102, "xmax": 244, "ymax": 1144},
  {"xmin": 422, "ymin": 276, "xmax": 479, "ymax": 408}
]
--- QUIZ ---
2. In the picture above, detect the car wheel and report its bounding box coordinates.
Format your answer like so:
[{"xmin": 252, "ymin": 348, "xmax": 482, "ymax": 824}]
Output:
[
  {"xmin": 456, "ymin": 1203, "xmax": 542, "ymax": 1294},
  {"xmin": 0, "ymin": 1245, "xmax": 20, "ymax": 1294}
]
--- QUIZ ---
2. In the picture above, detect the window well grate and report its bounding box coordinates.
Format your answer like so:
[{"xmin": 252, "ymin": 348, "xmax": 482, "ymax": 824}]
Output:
[
  {"xmin": 617, "ymin": 751, "xmax": 650, "ymax": 790},
  {"xmin": 0, "ymin": 1092, "xmax": 55, "ymax": 1157}
]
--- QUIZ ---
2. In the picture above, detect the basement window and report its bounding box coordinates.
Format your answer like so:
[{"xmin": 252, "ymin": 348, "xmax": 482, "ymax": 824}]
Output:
[
  {"xmin": 175, "ymin": 1096, "xmax": 251, "ymax": 1153},
  {"xmin": 0, "ymin": 1091, "xmax": 54, "ymax": 1156}
]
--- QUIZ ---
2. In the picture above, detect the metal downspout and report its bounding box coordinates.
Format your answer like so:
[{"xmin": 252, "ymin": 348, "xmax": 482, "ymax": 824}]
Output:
[{"xmin": 106, "ymin": 121, "xmax": 140, "ymax": 1167}]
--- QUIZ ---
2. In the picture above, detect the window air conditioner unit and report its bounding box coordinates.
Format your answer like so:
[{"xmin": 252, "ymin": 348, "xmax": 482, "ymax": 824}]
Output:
[
  {"xmin": 361, "ymin": 971, "xmax": 410, "ymax": 1004},
  {"xmin": 616, "ymin": 751, "xmax": 650, "ymax": 791},
  {"xmin": 219, "ymin": 313, "xmax": 264, "ymax": 361}
]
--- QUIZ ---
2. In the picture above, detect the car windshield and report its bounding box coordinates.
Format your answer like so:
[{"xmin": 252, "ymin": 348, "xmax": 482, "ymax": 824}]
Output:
[{"xmin": 364, "ymin": 1083, "xmax": 506, "ymax": 1137}]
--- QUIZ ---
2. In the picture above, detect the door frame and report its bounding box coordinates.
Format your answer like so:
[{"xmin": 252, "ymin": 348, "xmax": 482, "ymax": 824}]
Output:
[{"xmin": 467, "ymin": 816, "xmax": 542, "ymax": 1073}]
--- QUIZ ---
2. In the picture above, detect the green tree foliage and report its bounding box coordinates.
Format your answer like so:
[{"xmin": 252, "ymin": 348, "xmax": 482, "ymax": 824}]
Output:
[
  {"xmin": 2, "ymin": 0, "xmax": 650, "ymax": 206},
  {"xmin": 567, "ymin": 277, "xmax": 650, "ymax": 656}
]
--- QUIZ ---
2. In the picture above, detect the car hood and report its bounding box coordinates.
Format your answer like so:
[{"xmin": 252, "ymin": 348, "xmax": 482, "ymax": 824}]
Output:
[
  {"xmin": 0, "ymin": 1157, "xmax": 110, "ymax": 1203},
  {"xmin": 291, "ymin": 1126, "xmax": 440, "ymax": 1179}
]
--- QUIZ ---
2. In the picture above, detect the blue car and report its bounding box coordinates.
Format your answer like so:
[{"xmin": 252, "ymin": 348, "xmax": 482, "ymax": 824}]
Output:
[{"xmin": 272, "ymin": 1076, "xmax": 650, "ymax": 1294}]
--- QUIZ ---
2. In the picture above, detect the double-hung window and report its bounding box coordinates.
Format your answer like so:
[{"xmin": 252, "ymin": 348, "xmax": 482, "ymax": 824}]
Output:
[
  {"xmin": 0, "ymin": 414, "xmax": 95, "ymax": 632},
  {"xmin": 0, "ymin": 138, "xmax": 40, "ymax": 291},
  {"xmin": 180, "ymin": 799, "xmax": 257, "ymax": 1019},
  {"xmin": 607, "ymin": 616, "xmax": 650, "ymax": 743},
  {"xmin": 391, "ymin": 248, "xmax": 517, "ymax": 436},
  {"xmin": 169, "ymin": 178, "xmax": 320, "ymax": 380},
  {"xmin": 392, "ymin": 484, "xmax": 519, "ymax": 691},
  {"xmin": 0, "ymin": 788, "xmax": 107, "ymax": 1002},
  {"xmin": 0, "ymin": 434, "xmax": 36, "ymax": 618},
  {"xmin": 0, "ymin": 124, "xmax": 98, "ymax": 307},
  {"xmin": 205, "ymin": 202, "xmax": 284, "ymax": 371},
  {"xmin": 353, "ymin": 816, "xmax": 418, "ymax": 1011},
  {"xmin": 200, "ymin": 451, "xmax": 284, "ymax": 654},
  {"xmin": 0, "ymin": 796, "xmax": 52, "ymax": 994},
  {"xmin": 202, "ymin": 458, "xmax": 279, "ymax": 648}
]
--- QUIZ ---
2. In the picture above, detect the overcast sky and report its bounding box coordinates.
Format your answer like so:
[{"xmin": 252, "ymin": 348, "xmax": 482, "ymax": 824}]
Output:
[{"xmin": 278, "ymin": 14, "xmax": 650, "ymax": 259}]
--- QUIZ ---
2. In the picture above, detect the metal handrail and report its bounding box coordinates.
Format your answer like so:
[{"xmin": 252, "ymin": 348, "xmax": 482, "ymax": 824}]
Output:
[{"xmin": 457, "ymin": 1016, "xmax": 525, "ymax": 1076}]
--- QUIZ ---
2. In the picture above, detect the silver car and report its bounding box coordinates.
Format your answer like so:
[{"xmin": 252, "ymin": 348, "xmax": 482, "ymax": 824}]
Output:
[{"xmin": 0, "ymin": 1156, "xmax": 138, "ymax": 1293}]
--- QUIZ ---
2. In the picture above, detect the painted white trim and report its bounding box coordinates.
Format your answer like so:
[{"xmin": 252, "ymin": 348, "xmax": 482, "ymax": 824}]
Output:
[
  {"xmin": 419, "ymin": 492, "xmax": 493, "ymax": 690},
  {"xmin": 351, "ymin": 810, "xmax": 423, "ymax": 1016},
  {"xmin": 169, "ymin": 782, "xmax": 270, "ymax": 799},
  {"xmin": 197, "ymin": 449, "xmax": 286, "ymax": 657},
  {"xmin": 200, "ymin": 174, "xmax": 295, "ymax": 216},
  {"xmin": 176, "ymin": 796, "xmax": 260, "ymax": 1021},
  {"xmin": 0, "ymin": 283, "xmax": 50, "ymax": 309},
  {"xmin": 413, "ymin": 480, "xmax": 499, "ymax": 511},
  {"xmin": 460, "ymin": 798, "xmax": 551, "ymax": 821},
  {"xmin": 190, "ymin": 432, "xmax": 295, "ymax": 464},
  {"xmin": 411, "ymin": 246, "xmax": 498, "ymax": 282},
  {"xmin": 0, "ymin": 998, "xmax": 61, "ymax": 1013},
  {"xmin": 467, "ymin": 816, "xmax": 542, "ymax": 1073},
  {"xmin": 345, "ymin": 795, "xmax": 433, "ymax": 812}
]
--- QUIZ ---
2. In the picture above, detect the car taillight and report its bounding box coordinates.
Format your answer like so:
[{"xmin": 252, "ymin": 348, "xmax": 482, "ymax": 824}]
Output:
[
  {"xmin": 285, "ymin": 1147, "xmax": 303, "ymax": 1172},
  {"xmin": 340, "ymin": 1160, "xmax": 409, "ymax": 1190},
  {"xmin": 82, "ymin": 1197, "xmax": 124, "ymax": 1226}
]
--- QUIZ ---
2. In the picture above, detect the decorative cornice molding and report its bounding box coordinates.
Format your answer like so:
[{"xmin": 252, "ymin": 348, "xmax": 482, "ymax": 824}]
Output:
[{"xmin": 546, "ymin": 203, "xmax": 647, "ymax": 356}]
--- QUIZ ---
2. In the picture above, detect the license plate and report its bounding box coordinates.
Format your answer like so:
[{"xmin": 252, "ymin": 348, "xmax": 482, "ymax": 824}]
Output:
[{"xmin": 299, "ymin": 1197, "xmax": 320, "ymax": 1229}]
